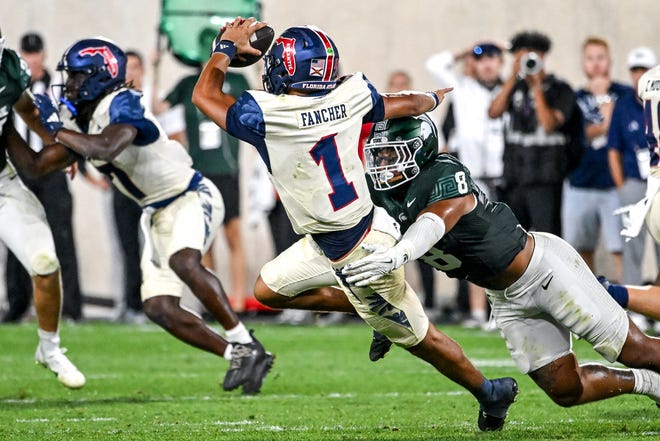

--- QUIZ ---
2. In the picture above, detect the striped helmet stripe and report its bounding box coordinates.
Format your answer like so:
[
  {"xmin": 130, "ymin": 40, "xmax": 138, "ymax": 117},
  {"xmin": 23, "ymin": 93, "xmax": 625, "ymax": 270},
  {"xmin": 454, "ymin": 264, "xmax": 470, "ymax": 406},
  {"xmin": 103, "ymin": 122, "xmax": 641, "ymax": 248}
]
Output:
[{"xmin": 310, "ymin": 28, "xmax": 335, "ymax": 82}]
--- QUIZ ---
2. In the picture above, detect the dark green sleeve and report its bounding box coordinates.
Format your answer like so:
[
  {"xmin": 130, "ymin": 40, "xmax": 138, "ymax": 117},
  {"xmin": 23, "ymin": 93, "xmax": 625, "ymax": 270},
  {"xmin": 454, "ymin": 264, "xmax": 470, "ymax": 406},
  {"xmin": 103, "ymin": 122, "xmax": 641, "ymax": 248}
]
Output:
[
  {"xmin": 4, "ymin": 49, "xmax": 31, "ymax": 91},
  {"xmin": 423, "ymin": 158, "xmax": 475, "ymax": 205}
]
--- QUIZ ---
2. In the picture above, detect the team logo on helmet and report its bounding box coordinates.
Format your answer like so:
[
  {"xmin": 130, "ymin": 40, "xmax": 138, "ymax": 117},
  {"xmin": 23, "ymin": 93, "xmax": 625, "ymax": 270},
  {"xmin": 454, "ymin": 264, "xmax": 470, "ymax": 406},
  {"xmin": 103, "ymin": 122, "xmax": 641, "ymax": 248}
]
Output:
[
  {"xmin": 275, "ymin": 37, "xmax": 297, "ymax": 76},
  {"xmin": 78, "ymin": 46, "xmax": 119, "ymax": 77}
]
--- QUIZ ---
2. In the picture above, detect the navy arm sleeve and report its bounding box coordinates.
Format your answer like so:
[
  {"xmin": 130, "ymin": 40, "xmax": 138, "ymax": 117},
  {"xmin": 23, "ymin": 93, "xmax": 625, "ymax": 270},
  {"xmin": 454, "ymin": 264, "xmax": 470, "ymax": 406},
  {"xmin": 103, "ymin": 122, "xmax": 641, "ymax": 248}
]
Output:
[
  {"xmin": 109, "ymin": 90, "xmax": 160, "ymax": 146},
  {"xmin": 225, "ymin": 92, "xmax": 271, "ymax": 171}
]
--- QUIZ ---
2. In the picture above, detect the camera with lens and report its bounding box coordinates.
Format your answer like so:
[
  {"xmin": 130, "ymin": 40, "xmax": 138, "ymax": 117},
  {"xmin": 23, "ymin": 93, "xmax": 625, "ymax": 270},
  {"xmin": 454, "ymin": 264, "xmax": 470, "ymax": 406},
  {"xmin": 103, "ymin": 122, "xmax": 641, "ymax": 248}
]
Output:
[{"xmin": 519, "ymin": 52, "xmax": 543, "ymax": 76}]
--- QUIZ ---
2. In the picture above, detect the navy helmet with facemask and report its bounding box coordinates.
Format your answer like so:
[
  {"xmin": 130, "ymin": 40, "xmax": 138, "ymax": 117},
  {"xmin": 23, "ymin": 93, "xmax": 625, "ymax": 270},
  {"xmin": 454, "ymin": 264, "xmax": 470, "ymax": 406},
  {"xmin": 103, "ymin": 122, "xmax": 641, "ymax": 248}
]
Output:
[
  {"xmin": 262, "ymin": 25, "xmax": 340, "ymax": 95},
  {"xmin": 364, "ymin": 114, "xmax": 439, "ymax": 190},
  {"xmin": 56, "ymin": 37, "xmax": 126, "ymax": 111}
]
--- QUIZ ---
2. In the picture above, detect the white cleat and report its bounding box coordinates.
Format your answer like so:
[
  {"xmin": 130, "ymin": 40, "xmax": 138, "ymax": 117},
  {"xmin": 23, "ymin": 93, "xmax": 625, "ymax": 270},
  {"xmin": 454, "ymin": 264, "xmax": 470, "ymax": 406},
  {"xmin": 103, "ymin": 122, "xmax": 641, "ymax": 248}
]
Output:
[{"xmin": 35, "ymin": 344, "xmax": 86, "ymax": 389}]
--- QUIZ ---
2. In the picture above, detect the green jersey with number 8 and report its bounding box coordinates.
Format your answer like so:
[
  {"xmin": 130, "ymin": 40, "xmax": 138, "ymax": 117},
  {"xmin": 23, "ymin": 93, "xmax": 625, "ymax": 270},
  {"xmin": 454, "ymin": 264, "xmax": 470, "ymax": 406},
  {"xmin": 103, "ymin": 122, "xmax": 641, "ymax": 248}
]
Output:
[{"xmin": 369, "ymin": 153, "xmax": 527, "ymax": 286}]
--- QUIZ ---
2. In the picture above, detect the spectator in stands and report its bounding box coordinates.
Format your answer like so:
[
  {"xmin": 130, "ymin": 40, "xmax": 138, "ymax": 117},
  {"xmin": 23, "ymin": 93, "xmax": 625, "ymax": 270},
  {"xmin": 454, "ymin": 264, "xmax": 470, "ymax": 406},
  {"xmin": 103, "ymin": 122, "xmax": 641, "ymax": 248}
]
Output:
[
  {"xmin": 489, "ymin": 31, "xmax": 583, "ymax": 237},
  {"xmin": 563, "ymin": 37, "xmax": 626, "ymax": 281}
]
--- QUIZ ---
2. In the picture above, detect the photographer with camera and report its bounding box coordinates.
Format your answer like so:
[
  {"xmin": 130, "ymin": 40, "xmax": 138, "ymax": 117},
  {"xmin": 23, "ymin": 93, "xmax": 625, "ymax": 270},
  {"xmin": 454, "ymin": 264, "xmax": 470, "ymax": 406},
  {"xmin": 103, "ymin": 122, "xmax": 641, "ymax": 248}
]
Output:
[{"xmin": 489, "ymin": 31, "xmax": 583, "ymax": 236}]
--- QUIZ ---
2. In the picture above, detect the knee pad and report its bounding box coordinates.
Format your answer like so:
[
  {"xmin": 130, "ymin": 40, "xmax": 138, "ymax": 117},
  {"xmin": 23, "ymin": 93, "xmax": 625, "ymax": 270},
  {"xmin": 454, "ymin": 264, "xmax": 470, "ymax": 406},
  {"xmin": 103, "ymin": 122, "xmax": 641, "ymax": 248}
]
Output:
[{"xmin": 30, "ymin": 251, "xmax": 59, "ymax": 276}]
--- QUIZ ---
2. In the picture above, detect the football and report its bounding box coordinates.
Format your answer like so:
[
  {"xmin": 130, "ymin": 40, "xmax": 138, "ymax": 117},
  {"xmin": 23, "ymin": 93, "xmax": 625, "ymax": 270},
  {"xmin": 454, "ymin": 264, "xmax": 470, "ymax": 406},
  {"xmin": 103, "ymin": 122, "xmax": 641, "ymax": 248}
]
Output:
[{"xmin": 215, "ymin": 23, "xmax": 275, "ymax": 68}]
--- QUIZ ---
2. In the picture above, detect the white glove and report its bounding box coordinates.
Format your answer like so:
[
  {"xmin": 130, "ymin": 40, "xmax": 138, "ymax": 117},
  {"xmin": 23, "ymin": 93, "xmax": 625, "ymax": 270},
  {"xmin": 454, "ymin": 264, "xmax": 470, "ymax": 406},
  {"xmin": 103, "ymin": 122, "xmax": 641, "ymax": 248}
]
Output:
[
  {"xmin": 614, "ymin": 197, "xmax": 650, "ymax": 241},
  {"xmin": 341, "ymin": 242, "xmax": 409, "ymax": 287}
]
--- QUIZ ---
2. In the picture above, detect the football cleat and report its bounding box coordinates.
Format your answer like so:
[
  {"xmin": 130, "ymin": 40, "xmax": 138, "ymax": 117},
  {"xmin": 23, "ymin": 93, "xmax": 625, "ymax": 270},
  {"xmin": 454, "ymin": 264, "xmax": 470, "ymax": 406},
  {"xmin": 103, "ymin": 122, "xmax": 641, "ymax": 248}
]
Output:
[
  {"xmin": 477, "ymin": 377, "xmax": 518, "ymax": 431},
  {"xmin": 35, "ymin": 344, "xmax": 86, "ymax": 389},
  {"xmin": 242, "ymin": 351, "xmax": 275, "ymax": 395},
  {"xmin": 223, "ymin": 331, "xmax": 272, "ymax": 394},
  {"xmin": 369, "ymin": 330, "xmax": 393, "ymax": 362}
]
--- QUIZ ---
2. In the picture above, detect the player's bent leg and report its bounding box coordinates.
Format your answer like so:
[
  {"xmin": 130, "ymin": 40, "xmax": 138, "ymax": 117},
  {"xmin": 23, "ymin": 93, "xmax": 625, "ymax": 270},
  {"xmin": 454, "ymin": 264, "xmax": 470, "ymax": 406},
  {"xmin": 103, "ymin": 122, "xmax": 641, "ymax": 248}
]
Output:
[
  {"xmin": 407, "ymin": 325, "xmax": 518, "ymax": 431},
  {"xmin": 32, "ymin": 270, "xmax": 62, "ymax": 332},
  {"xmin": 32, "ymin": 269, "xmax": 86, "ymax": 389},
  {"xmin": 143, "ymin": 295, "xmax": 230, "ymax": 357},
  {"xmin": 169, "ymin": 247, "xmax": 239, "ymax": 330},
  {"xmin": 145, "ymin": 235, "xmax": 273, "ymax": 395},
  {"xmin": 0, "ymin": 175, "xmax": 84, "ymax": 389},
  {"xmin": 254, "ymin": 276, "xmax": 355, "ymax": 312},
  {"xmin": 407, "ymin": 325, "xmax": 489, "ymax": 390},
  {"xmin": 529, "ymin": 353, "xmax": 637, "ymax": 407},
  {"xmin": 617, "ymin": 318, "xmax": 660, "ymax": 374},
  {"xmin": 614, "ymin": 318, "xmax": 660, "ymax": 405}
]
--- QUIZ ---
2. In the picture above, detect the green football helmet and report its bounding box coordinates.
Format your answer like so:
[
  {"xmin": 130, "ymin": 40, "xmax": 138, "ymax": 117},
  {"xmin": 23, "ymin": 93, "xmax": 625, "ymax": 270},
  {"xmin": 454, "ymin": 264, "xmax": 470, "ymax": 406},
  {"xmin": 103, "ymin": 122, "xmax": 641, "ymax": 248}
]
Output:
[{"xmin": 364, "ymin": 114, "xmax": 438, "ymax": 190}]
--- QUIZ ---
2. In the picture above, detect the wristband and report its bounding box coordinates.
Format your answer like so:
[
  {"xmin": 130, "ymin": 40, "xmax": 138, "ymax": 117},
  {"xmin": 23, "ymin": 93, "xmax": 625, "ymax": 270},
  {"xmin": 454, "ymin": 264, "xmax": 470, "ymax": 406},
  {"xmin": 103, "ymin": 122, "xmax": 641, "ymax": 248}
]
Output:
[
  {"xmin": 213, "ymin": 39, "xmax": 237, "ymax": 60},
  {"xmin": 425, "ymin": 91, "xmax": 440, "ymax": 111}
]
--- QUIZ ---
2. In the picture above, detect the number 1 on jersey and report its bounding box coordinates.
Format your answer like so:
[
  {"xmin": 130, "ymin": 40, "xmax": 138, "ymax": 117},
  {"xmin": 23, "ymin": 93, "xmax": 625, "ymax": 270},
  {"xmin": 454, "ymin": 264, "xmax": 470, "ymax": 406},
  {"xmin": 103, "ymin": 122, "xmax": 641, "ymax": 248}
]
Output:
[{"xmin": 310, "ymin": 134, "xmax": 359, "ymax": 211}]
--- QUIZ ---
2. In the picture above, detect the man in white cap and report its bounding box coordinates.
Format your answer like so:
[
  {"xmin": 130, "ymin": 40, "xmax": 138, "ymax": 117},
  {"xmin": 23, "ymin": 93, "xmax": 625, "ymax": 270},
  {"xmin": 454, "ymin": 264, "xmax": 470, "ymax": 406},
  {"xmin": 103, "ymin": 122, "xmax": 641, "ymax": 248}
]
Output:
[{"xmin": 608, "ymin": 47, "xmax": 660, "ymax": 289}]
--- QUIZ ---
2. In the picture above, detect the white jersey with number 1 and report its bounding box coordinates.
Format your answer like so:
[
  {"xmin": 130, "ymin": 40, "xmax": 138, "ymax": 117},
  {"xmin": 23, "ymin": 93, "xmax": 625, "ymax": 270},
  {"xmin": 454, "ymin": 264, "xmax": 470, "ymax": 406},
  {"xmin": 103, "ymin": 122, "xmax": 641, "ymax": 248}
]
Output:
[{"xmin": 225, "ymin": 73, "xmax": 385, "ymax": 234}]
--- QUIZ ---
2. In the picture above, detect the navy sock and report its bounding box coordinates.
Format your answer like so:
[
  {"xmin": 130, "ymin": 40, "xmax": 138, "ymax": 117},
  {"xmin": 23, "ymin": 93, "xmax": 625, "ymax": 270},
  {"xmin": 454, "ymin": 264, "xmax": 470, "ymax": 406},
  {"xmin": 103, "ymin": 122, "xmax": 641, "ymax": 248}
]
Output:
[
  {"xmin": 607, "ymin": 283, "xmax": 629, "ymax": 308},
  {"xmin": 473, "ymin": 378, "xmax": 494, "ymax": 403}
]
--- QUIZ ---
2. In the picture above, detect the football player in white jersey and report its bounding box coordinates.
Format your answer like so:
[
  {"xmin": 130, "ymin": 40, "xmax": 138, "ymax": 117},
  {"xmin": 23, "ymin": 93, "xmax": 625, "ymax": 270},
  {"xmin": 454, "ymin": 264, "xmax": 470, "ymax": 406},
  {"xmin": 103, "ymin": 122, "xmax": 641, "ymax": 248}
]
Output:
[
  {"xmin": 638, "ymin": 65, "xmax": 660, "ymax": 241},
  {"xmin": 9, "ymin": 37, "xmax": 272, "ymax": 395},
  {"xmin": 193, "ymin": 18, "xmax": 517, "ymax": 431},
  {"xmin": 597, "ymin": 66, "xmax": 660, "ymax": 321}
]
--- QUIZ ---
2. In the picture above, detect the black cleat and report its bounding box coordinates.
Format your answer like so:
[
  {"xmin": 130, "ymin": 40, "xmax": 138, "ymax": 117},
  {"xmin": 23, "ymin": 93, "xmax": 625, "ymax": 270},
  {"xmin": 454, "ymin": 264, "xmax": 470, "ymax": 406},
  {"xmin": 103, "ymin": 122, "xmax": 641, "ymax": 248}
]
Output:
[
  {"xmin": 242, "ymin": 351, "xmax": 275, "ymax": 395},
  {"xmin": 223, "ymin": 331, "xmax": 271, "ymax": 393},
  {"xmin": 369, "ymin": 330, "xmax": 393, "ymax": 362},
  {"xmin": 477, "ymin": 377, "xmax": 518, "ymax": 431}
]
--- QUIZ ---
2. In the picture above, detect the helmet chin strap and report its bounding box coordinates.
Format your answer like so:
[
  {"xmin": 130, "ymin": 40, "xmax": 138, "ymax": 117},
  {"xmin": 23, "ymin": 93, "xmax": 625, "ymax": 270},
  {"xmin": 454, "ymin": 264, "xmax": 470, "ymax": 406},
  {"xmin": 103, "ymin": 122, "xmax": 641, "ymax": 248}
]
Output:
[{"xmin": 59, "ymin": 96, "xmax": 78, "ymax": 116}]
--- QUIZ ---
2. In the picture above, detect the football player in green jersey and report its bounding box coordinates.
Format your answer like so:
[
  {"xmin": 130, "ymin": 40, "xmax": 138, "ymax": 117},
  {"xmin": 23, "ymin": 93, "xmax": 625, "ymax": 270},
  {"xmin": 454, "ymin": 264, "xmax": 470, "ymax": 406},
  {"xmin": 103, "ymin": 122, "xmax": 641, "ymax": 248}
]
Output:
[
  {"xmin": 0, "ymin": 32, "xmax": 85, "ymax": 388},
  {"xmin": 342, "ymin": 114, "xmax": 660, "ymax": 411}
]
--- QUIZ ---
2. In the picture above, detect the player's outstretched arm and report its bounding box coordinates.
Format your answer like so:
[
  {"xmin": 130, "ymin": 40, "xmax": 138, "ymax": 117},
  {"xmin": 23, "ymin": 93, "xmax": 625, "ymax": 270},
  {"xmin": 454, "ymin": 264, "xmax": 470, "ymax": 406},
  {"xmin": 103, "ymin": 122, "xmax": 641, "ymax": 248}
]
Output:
[
  {"xmin": 4, "ymin": 119, "xmax": 76, "ymax": 178},
  {"xmin": 55, "ymin": 124, "xmax": 137, "ymax": 162},
  {"xmin": 382, "ymin": 88, "xmax": 452, "ymax": 120},
  {"xmin": 342, "ymin": 194, "xmax": 474, "ymax": 286}
]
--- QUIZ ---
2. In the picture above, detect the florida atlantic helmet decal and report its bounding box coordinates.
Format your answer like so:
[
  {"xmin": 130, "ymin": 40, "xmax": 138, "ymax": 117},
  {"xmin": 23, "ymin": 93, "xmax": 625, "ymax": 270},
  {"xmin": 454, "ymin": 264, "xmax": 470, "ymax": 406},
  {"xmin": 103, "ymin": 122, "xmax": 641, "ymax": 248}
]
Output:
[
  {"xmin": 262, "ymin": 26, "xmax": 339, "ymax": 95},
  {"xmin": 57, "ymin": 37, "xmax": 127, "ymax": 107}
]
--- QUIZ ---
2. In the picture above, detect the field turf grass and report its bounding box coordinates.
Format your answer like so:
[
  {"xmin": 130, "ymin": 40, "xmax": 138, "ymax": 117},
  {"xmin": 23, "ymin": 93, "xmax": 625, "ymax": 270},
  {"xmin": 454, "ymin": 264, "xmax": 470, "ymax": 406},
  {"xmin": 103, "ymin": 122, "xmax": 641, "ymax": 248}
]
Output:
[{"xmin": 1, "ymin": 321, "xmax": 659, "ymax": 440}]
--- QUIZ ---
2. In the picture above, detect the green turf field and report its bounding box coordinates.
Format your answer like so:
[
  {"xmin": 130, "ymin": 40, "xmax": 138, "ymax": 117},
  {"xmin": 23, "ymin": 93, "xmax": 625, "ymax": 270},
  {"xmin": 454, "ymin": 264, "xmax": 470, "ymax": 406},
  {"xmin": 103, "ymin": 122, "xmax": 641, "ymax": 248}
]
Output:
[{"xmin": 1, "ymin": 321, "xmax": 658, "ymax": 440}]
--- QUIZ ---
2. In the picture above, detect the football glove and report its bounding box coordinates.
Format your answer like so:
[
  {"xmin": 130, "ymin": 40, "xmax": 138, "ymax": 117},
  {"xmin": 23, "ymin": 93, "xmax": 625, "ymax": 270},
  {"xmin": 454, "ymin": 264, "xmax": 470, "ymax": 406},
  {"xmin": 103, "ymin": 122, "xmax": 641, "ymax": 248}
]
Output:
[
  {"xmin": 614, "ymin": 198, "xmax": 650, "ymax": 241},
  {"xmin": 34, "ymin": 93, "xmax": 63, "ymax": 136},
  {"xmin": 342, "ymin": 242, "xmax": 409, "ymax": 287}
]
